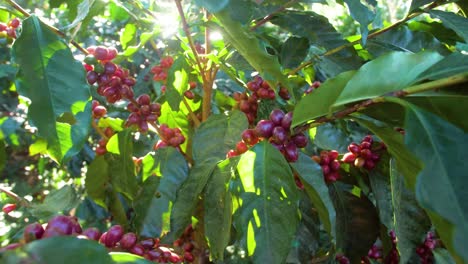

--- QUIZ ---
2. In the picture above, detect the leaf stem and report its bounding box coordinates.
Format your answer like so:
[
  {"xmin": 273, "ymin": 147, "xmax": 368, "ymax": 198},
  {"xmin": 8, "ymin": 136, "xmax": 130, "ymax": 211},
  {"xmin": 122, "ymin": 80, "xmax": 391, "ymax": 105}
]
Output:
[
  {"xmin": 294, "ymin": 73, "xmax": 468, "ymax": 133},
  {"xmin": 5, "ymin": 0, "xmax": 89, "ymax": 54},
  {"xmin": 91, "ymin": 119, "xmax": 108, "ymax": 140},
  {"xmin": 183, "ymin": 97, "xmax": 201, "ymax": 127},
  {"xmin": 0, "ymin": 186, "xmax": 29, "ymax": 207}
]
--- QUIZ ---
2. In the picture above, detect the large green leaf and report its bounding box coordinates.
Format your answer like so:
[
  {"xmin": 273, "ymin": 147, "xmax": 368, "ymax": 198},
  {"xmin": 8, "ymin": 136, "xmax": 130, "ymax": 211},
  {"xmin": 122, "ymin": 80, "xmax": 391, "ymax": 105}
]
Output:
[
  {"xmin": 409, "ymin": 0, "xmax": 434, "ymax": 12},
  {"xmin": 291, "ymin": 152, "xmax": 336, "ymax": 239},
  {"xmin": 1, "ymin": 237, "xmax": 113, "ymax": 264},
  {"xmin": 192, "ymin": 110, "xmax": 248, "ymax": 163},
  {"xmin": 415, "ymin": 52, "xmax": 468, "ymax": 81},
  {"xmin": 368, "ymin": 153, "xmax": 393, "ymax": 229},
  {"xmin": 292, "ymin": 71, "xmax": 356, "ymax": 128},
  {"xmin": 134, "ymin": 148, "xmax": 189, "ymax": 238},
  {"xmin": 280, "ymin": 36, "xmax": 309, "ymax": 69},
  {"xmin": 106, "ymin": 130, "xmax": 138, "ymax": 200},
  {"xmin": 343, "ymin": 0, "xmax": 376, "ymax": 45},
  {"xmin": 389, "ymin": 159, "xmax": 431, "ymax": 263},
  {"xmin": 402, "ymin": 102, "xmax": 468, "ymax": 262},
  {"xmin": 85, "ymin": 156, "xmax": 109, "ymax": 209},
  {"xmin": 429, "ymin": 10, "xmax": 468, "ymax": 43},
  {"xmin": 195, "ymin": 0, "xmax": 229, "ymax": 13},
  {"xmin": 11, "ymin": 16, "xmax": 91, "ymax": 163},
  {"xmin": 333, "ymin": 51, "xmax": 443, "ymax": 108},
  {"xmin": 233, "ymin": 142, "xmax": 299, "ymax": 264},
  {"xmin": 330, "ymin": 183, "xmax": 380, "ymax": 263},
  {"xmin": 204, "ymin": 158, "xmax": 237, "ymax": 260},
  {"xmin": 166, "ymin": 57, "xmax": 189, "ymax": 111},
  {"xmin": 110, "ymin": 252, "xmax": 153, "ymax": 264},
  {"xmin": 61, "ymin": 0, "xmax": 92, "ymax": 30},
  {"xmin": 29, "ymin": 185, "xmax": 79, "ymax": 219},
  {"xmin": 214, "ymin": 10, "xmax": 292, "ymax": 97}
]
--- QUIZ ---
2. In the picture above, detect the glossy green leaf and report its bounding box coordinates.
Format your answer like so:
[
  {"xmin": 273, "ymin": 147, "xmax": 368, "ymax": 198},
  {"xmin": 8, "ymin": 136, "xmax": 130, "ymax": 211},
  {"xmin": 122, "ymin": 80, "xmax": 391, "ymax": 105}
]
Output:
[
  {"xmin": 389, "ymin": 159, "xmax": 431, "ymax": 263},
  {"xmin": 280, "ymin": 37, "xmax": 309, "ymax": 69},
  {"xmin": 2, "ymin": 237, "xmax": 113, "ymax": 264},
  {"xmin": 214, "ymin": 10, "xmax": 292, "ymax": 98},
  {"xmin": 291, "ymin": 152, "xmax": 336, "ymax": 239},
  {"xmin": 61, "ymin": 0, "xmax": 91, "ymax": 30},
  {"xmin": 368, "ymin": 153, "xmax": 393, "ymax": 229},
  {"xmin": 120, "ymin": 23, "xmax": 137, "ymax": 50},
  {"xmin": 85, "ymin": 155, "xmax": 109, "ymax": 209},
  {"xmin": 409, "ymin": 0, "xmax": 433, "ymax": 12},
  {"xmin": 11, "ymin": 16, "xmax": 92, "ymax": 163},
  {"xmin": 134, "ymin": 148, "xmax": 189, "ymax": 238},
  {"xmin": 195, "ymin": 0, "xmax": 229, "ymax": 13},
  {"xmin": 429, "ymin": 10, "xmax": 468, "ymax": 43},
  {"xmin": 333, "ymin": 51, "xmax": 443, "ymax": 108},
  {"xmin": 415, "ymin": 52, "xmax": 468, "ymax": 81},
  {"xmin": 192, "ymin": 111, "xmax": 248, "ymax": 163},
  {"xmin": 106, "ymin": 130, "xmax": 137, "ymax": 200},
  {"xmin": 233, "ymin": 142, "xmax": 299, "ymax": 264},
  {"xmin": 343, "ymin": 0, "xmax": 376, "ymax": 45},
  {"xmin": 402, "ymin": 102, "xmax": 468, "ymax": 262},
  {"xmin": 292, "ymin": 70, "xmax": 355, "ymax": 128},
  {"xmin": 204, "ymin": 158, "xmax": 237, "ymax": 260},
  {"xmin": 166, "ymin": 57, "xmax": 189, "ymax": 111},
  {"xmin": 110, "ymin": 252, "xmax": 153, "ymax": 264},
  {"xmin": 433, "ymin": 248, "xmax": 456, "ymax": 264},
  {"xmin": 29, "ymin": 185, "xmax": 79, "ymax": 219},
  {"xmin": 330, "ymin": 183, "xmax": 380, "ymax": 263}
]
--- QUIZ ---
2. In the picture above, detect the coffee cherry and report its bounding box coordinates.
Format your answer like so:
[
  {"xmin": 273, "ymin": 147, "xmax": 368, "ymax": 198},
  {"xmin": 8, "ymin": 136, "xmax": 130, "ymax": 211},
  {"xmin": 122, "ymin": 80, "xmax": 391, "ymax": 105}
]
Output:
[
  {"xmin": 284, "ymin": 142, "xmax": 299, "ymax": 162},
  {"xmin": 92, "ymin": 105, "xmax": 107, "ymax": 118},
  {"xmin": 347, "ymin": 143, "xmax": 360, "ymax": 154},
  {"xmin": 137, "ymin": 94, "xmax": 151, "ymax": 105},
  {"xmin": 292, "ymin": 133, "xmax": 308, "ymax": 148},
  {"xmin": 106, "ymin": 47, "xmax": 118, "ymax": 61},
  {"xmin": 226, "ymin": 149, "xmax": 237, "ymax": 158},
  {"xmin": 82, "ymin": 227, "xmax": 101, "ymax": 241},
  {"xmin": 44, "ymin": 215, "xmax": 73, "ymax": 237},
  {"xmin": 184, "ymin": 252, "xmax": 194, "ymax": 262},
  {"xmin": 0, "ymin": 23, "xmax": 7, "ymax": 31},
  {"xmin": 120, "ymin": 232, "xmax": 138, "ymax": 249},
  {"xmin": 236, "ymin": 141, "xmax": 248, "ymax": 154},
  {"xmin": 87, "ymin": 71, "xmax": 99, "ymax": 85},
  {"xmin": 184, "ymin": 90, "xmax": 195, "ymax": 99},
  {"xmin": 281, "ymin": 112, "xmax": 293, "ymax": 129},
  {"xmin": 255, "ymin": 120, "xmax": 275, "ymax": 138},
  {"xmin": 23, "ymin": 222, "xmax": 44, "ymax": 242},
  {"xmin": 241, "ymin": 129, "xmax": 259, "ymax": 146},
  {"xmin": 94, "ymin": 46, "xmax": 109, "ymax": 61},
  {"xmin": 140, "ymin": 238, "xmax": 155, "ymax": 249},
  {"xmin": 278, "ymin": 87, "xmax": 290, "ymax": 100},
  {"xmin": 271, "ymin": 126, "xmax": 287, "ymax": 144},
  {"xmin": 105, "ymin": 225, "xmax": 124, "ymax": 247},
  {"xmin": 269, "ymin": 109, "xmax": 285, "ymax": 125},
  {"xmin": 130, "ymin": 244, "xmax": 145, "ymax": 256},
  {"xmin": 104, "ymin": 62, "xmax": 117, "ymax": 75},
  {"xmin": 2, "ymin": 203, "xmax": 16, "ymax": 214}
]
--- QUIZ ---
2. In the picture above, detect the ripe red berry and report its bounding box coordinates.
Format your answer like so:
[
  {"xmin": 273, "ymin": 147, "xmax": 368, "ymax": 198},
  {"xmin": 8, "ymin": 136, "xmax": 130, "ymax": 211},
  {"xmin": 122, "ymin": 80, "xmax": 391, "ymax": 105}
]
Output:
[
  {"xmin": 241, "ymin": 129, "xmax": 259, "ymax": 146},
  {"xmin": 236, "ymin": 141, "xmax": 248, "ymax": 154},
  {"xmin": 255, "ymin": 120, "xmax": 275, "ymax": 138},
  {"xmin": 105, "ymin": 225, "xmax": 124, "ymax": 247},
  {"xmin": 360, "ymin": 141, "xmax": 371, "ymax": 149},
  {"xmin": 8, "ymin": 18, "xmax": 20, "ymax": 29},
  {"xmin": 106, "ymin": 47, "xmax": 118, "ymax": 60},
  {"xmin": 281, "ymin": 112, "xmax": 293, "ymax": 129},
  {"xmin": 226, "ymin": 149, "xmax": 238, "ymax": 158},
  {"xmin": 104, "ymin": 62, "xmax": 117, "ymax": 75},
  {"xmin": 23, "ymin": 222, "xmax": 44, "ymax": 242},
  {"xmin": 94, "ymin": 46, "xmax": 109, "ymax": 61},
  {"xmin": 82, "ymin": 227, "xmax": 101, "ymax": 241},
  {"xmin": 137, "ymin": 94, "xmax": 151, "ymax": 105},
  {"xmin": 44, "ymin": 215, "xmax": 73, "ymax": 237},
  {"xmin": 2, "ymin": 203, "xmax": 16, "ymax": 214},
  {"xmin": 278, "ymin": 87, "xmax": 290, "ymax": 100},
  {"xmin": 92, "ymin": 105, "xmax": 107, "ymax": 118},
  {"xmin": 184, "ymin": 252, "xmax": 194, "ymax": 262},
  {"xmin": 269, "ymin": 109, "xmax": 285, "ymax": 125},
  {"xmin": 348, "ymin": 143, "xmax": 360, "ymax": 154},
  {"xmin": 271, "ymin": 126, "xmax": 287, "ymax": 144},
  {"xmin": 120, "ymin": 232, "xmax": 137, "ymax": 249},
  {"xmin": 184, "ymin": 90, "xmax": 195, "ymax": 99},
  {"xmin": 130, "ymin": 244, "xmax": 145, "ymax": 256},
  {"xmin": 284, "ymin": 142, "xmax": 299, "ymax": 162},
  {"xmin": 0, "ymin": 23, "xmax": 7, "ymax": 31},
  {"xmin": 292, "ymin": 133, "xmax": 308, "ymax": 148},
  {"xmin": 189, "ymin": 81, "xmax": 197, "ymax": 89},
  {"xmin": 341, "ymin": 152, "xmax": 356, "ymax": 163}
]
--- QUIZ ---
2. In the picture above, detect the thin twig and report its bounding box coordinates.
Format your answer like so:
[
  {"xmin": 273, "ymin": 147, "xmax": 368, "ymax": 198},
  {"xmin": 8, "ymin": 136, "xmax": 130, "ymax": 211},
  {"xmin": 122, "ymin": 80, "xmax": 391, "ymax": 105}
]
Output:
[
  {"xmin": 182, "ymin": 97, "xmax": 201, "ymax": 127},
  {"xmin": 5, "ymin": 0, "xmax": 89, "ymax": 54},
  {"xmin": 0, "ymin": 186, "xmax": 29, "ymax": 207},
  {"xmin": 91, "ymin": 119, "xmax": 108, "ymax": 140}
]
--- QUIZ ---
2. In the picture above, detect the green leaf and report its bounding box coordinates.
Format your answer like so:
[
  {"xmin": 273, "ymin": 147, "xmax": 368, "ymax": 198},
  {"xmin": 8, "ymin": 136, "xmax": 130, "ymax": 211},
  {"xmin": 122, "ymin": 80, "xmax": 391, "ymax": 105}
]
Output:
[
  {"xmin": 433, "ymin": 248, "xmax": 456, "ymax": 264},
  {"xmin": 333, "ymin": 51, "xmax": 443, "ymax": 108},
  {"xmin": 61, "ymin": 0, "xmax": 92, "ymax": 30},
  {"xmin": 168, "ymin": 161, "xmax": 217, "ymax": 241},
  {"xmin": 214, "ymin": 10, "xmax": 292, "ymax": 98},
  {"xmin": 409, "ymin": 0, "xmax": 433, "ymax": 12},
  {"xmin": 0, "ymin": 141, "xmax": 5, "ymax": 172},
  {"xmin": 330, "ymin": 183, "xmax": 380, "ymax": 263},
  {"xmin": 29, "ymin": 185, "xmax": 79, "ymax": 219},
  {"xmin": 343, "ymin": 0, "xmax": 376, "ymax": 45},
  {"xmin": 402, "ymin": 102, "xmax": 468, "ymax": 262},
  {"xmin": 195, "ymin": 0, "xmax": 229, "ymax": 13},
  {"xmin": 415, "ymin": 52, "xmax": 468, "ymax": 81},
  {"xmin": 280, "ymin": 37, "xmax": 309, "ymax": 69},
  {"xmin": 85, "ymin": 155, "xmax": 110, "ymax": 209},
  {"xmin": 0, "ymin": 64, "xmax": 17, "ymax": 79},
  {"xmin": 3, "ymin": 237, "xmax": 113, "ymax": 264},
  {"xmin": 166, "ymin": 57, "xmax": 190, "ymax": 111},
  {"xmin": 233, "ymin": 142, "xmax": 299, "ymax": 264},
  {"xmin": 204, "ymin": 158, "xmax": 237, "ymax": 260},
  {"xmin": 109, "ymin": 2, "xmax": 130, "ymax": 21},
  {"xmin": 366, "ymin": 26, "xmax": 449, "ymax": 57},
  {"xmin": 134, "ymin": 148, "xmax": 189, "ymax": 238},
  {"xmin": 429, "ymin": 10, "xmax": 468, "ymax": 43},
  {"xmin": 368, "ymin": 153, "xmax": 393, "ymax": 229},
  {"xmin": 389, "ymin": 159, "xmax": 431, "ymax": 263},
  {"xmin": 120, "ymin": 23, "xmax": 137, "ymax": 50},
  {"xmin": 292, "ymin": 70, "xmax": 356, "ymax": 128},
  {"xmin": 11, "ymin": 16, "xmax": 92, "ymax": 163},
  {"xmin": 291, "ymin": 152, "xmax": 336, "ymax": 239},
  {"xmin": 192, "ymin": 111, "xmax": 248, "ymax": 163},
  {"xmin": 106, "ymin": 130, "xmax": 137, "ymax": 200},
  {"xmin": 110, "ymin": 252, "xmax": 153, "ymax": 264}
]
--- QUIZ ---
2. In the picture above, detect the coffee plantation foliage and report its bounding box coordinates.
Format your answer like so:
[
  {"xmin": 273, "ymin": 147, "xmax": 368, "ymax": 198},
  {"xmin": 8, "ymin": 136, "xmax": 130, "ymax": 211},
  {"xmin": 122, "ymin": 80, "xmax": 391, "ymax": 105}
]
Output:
[{"xmin": 1, "ymin": 0, "xmax": 468, "ymax": 263}]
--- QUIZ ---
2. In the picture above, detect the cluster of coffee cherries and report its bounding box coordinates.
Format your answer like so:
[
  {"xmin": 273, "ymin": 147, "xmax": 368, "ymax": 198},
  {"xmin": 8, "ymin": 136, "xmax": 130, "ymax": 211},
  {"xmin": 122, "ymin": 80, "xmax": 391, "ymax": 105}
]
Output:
[
  {"xmin": 341, "ymin": 135, "xmax": 382, "ymax": 170},
  {"xmin": 304, "ymin": 81, "xmax": 321, "ymax": 94},
  {"xmin": 183, "ymin": 81, "xmax": 197, "ymax": 100},
  {"xmin": 311, "ymin": 150, "xmax": 341, "ymax": 183},
  {"xmin": 95, "ymin": 127, "xmax": 115, "ymax": 156},
  {"xmin": 151, "ymin": 57, "xmax": 174, "ymax": 82},
  {"xmin": 361, "ymin": 243, "xmax": 383, "ymax": 263},
  {"xmin": 2, "ymin": 203, "xmax": 16, "ymax": 214},
  {"xmin": 84, "ymin": 46, "xmax": 136, "ymax": 103},
  {"xmin": 126, "ymin": 94, "xmax": 162, "ymax": 133},
  {"xmin": 416, "ymin": 232, "xmax": 438, "ymax": 264},
  {"xmin": 153, "ymin": 124, "xmax": 186, "ymax": 149},
  {"xmin": 0, "ymin": 215, "xmax": 190, "ymax": 263},
  {"xmin": 92, "ymin": 100, "xmax": 107, "ymax": 119},
  {"xmin": 227, "ymin": 109, "xmax": 308, "ymax": 162},
  {"xmin": 0, "ymin": 18, "xmax": 20, "ymax": 39},
  {"xmin": 335, "ymin": 254, "xmax": 350, "ymax": 264},
  {"xmin": 172, "ymin": 224, "xmax": 196, "ymax": 262}
]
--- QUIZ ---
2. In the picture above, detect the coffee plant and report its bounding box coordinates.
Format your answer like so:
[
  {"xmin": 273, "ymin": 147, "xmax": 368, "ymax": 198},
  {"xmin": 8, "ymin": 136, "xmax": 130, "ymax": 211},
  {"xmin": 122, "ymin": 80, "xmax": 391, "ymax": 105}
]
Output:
[{"xmin": 0, "ymin": 0, "xmax": 467, "ymax": 263}]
